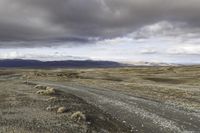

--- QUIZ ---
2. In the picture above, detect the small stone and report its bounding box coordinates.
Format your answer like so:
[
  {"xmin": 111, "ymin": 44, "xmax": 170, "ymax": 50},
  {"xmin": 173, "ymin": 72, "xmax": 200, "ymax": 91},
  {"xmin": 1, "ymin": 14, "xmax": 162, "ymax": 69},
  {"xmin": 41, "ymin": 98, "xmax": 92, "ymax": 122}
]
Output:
[
  {"xmin": 87, "ymin": 122, "xmax": 91, "ymax": 125},
  {"xmin": 122, "ymin": 121, "xmax": 126, "ymax": 124}
]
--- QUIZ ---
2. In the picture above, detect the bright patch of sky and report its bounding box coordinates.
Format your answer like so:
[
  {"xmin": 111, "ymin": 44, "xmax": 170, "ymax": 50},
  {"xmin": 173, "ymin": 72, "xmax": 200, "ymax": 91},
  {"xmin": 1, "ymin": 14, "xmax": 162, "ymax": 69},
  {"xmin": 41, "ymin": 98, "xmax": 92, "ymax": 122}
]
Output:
[{"xmin": 0, "ymin": 21, "xmax": 200, "ymax": 64}]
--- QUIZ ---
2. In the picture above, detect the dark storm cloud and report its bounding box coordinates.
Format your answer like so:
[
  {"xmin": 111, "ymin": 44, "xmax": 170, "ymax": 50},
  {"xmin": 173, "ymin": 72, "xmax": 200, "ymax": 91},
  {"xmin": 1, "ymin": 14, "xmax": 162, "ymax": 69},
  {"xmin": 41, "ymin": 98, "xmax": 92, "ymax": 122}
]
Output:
[{"xmin": 1, "ymin": 0, "xmax": 200, "ymax": 47}]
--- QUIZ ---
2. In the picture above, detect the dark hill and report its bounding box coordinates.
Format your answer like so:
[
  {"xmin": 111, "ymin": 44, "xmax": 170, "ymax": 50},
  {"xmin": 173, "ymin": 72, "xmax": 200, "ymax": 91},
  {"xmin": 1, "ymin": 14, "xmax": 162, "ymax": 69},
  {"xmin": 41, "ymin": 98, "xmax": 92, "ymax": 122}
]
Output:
[{"xmin": 0, "ymin": 59, "xmax": 125, "ymax": 68}]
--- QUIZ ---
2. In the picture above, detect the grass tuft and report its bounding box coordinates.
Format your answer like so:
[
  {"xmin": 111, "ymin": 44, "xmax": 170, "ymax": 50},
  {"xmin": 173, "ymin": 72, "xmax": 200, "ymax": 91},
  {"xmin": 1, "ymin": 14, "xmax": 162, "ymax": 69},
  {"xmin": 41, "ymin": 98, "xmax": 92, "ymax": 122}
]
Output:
[
  {"xmin": 71, "ymin": 111, "xmax": 86, "ymax": 122},
  {"xmin": 57, "ymin": 107, "xmax": 68, "ymax": 113},
  {"xmin": 36, "ymin": 86, "xmax": 56, "ymax": 95}
]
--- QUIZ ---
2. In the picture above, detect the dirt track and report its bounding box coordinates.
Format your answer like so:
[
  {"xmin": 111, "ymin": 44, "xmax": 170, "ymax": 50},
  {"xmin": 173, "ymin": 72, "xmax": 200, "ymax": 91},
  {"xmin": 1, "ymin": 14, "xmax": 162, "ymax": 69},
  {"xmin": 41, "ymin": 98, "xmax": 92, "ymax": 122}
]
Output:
[
  {"xmin": 1, "ymin": 67, "xmax": 200, "ymax": 133},
  {"xmin": 34, "ymin": 81, "xmax": 200, "ymax": 133},
  {"xmin": 0, "ymin": 76, "xmax": 130, "ymax": 133}
]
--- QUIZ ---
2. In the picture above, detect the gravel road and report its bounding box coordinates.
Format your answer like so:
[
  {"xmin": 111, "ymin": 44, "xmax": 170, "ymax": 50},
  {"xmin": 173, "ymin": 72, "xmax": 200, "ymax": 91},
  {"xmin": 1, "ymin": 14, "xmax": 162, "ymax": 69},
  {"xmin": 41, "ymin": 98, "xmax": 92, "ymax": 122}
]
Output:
[{"xmin": 34, "ymin": 81, "xmax": 200, "ymax": 133}]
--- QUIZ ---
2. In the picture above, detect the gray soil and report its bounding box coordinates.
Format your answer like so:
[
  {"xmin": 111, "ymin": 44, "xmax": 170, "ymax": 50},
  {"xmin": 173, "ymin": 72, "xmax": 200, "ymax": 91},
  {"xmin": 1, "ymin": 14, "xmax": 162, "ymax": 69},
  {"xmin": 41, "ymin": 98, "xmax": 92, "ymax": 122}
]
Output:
[
  {"xmin": 0, "ymin": 67, "xmax": 200, "ymax": 133},
  {"xmin": 0, "ymin": 77, "xmax": 130, "ymax": 133}
]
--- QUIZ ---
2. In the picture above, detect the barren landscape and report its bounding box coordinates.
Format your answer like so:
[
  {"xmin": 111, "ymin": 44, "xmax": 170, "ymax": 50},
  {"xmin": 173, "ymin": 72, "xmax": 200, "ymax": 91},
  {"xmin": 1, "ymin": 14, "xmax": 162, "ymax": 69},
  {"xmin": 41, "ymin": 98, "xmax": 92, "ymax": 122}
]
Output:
[{"xmin": 0, "ymin": 66, "xmax": 200, "ymax": 133}]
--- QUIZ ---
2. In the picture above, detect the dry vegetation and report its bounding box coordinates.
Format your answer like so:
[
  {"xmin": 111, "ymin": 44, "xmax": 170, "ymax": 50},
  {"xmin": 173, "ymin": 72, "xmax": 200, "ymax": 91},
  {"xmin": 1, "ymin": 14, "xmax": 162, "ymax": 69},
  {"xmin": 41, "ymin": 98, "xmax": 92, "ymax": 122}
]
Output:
[
  {"xmin": 36, "ymin": 86, "xmax": 56, "ymax": 95},
  {"xmin": 22, "ymin": 66, "xmax": 200, "ymax": 111},
  {"xmin": 1, "ymin": 66, "xmax": 200, "ymax": 132},
  {"xmin": 0, "ymin": 70, "xmax": 130, "ymax": 133},
  {"xmin": 57, "ymin": 107, "xmax": 68, "ymax": 113},
  {"xmin": 71, "ymin": 111, "xmax": 86, "ymax": 123}
]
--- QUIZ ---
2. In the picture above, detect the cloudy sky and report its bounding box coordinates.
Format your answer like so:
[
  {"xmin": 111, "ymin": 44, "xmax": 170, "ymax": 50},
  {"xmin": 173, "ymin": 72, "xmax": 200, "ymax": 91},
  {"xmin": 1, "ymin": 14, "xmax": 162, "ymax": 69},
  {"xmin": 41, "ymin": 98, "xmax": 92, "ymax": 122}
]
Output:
[{"xmin": 0, "ymin": 0, "xmax": 200, "ymax": 64}]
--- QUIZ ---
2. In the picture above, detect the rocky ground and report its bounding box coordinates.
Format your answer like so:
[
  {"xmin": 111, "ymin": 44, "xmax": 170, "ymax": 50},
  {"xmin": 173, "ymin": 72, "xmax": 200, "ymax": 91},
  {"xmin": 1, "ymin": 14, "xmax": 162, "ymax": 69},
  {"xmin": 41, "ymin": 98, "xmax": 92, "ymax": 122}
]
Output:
[
  {"xmin": 0, "ymin": 66, "xmax": 200, "ymax": 133},
  {"xmin": 0, "ymin": 75, "xmax": 130, "ymax": 133}
]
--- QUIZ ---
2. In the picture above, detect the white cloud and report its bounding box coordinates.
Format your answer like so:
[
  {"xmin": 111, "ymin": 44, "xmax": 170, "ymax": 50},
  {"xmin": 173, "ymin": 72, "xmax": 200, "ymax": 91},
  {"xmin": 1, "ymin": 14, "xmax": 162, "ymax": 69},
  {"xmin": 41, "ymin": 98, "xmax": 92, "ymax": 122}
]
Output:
[
  {"xmin": 128, "ymin": 21, "xmax": 181, "ymax": 39},
  {"xmin": 0, "ymin": 49, "xmax": 90, "ymax": 61},
  {"xmin": 167, "ymin": 44, "xmax": 200, "ymax": 55},
  {"xmin": 140, "ymin": 48, "xmax": 157, "ymax": 54},
  {"xmin": 0, "ymin": 51, "xmax": 24, "ymax": 59}
]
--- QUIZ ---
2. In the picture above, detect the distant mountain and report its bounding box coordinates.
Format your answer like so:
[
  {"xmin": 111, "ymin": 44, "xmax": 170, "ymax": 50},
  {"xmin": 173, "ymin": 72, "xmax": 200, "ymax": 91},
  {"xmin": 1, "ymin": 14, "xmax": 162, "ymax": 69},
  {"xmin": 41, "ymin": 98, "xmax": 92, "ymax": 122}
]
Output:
[
  {"xmin": 0, "ymin": 59, "xmax": 126, "ymax": 68},
  {"xmin": 122, "ymin": 61, "xmax": 180, "ymax": 66}
]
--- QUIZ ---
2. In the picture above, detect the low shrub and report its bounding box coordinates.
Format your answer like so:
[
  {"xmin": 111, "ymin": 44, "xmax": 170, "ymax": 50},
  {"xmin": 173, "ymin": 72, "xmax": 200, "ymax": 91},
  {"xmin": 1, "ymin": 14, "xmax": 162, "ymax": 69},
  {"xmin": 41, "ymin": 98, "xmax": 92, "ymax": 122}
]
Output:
[
  {"xmin": 36, "ymin": 86, "xmax": 56, "ymax": 95},
  {"xmin": 71, "ymin": 111, "xmax": 86, "ymax": 122},
  {"xmin": 57, "ymin": 107, "xmax": 68, "ymax": 113}
]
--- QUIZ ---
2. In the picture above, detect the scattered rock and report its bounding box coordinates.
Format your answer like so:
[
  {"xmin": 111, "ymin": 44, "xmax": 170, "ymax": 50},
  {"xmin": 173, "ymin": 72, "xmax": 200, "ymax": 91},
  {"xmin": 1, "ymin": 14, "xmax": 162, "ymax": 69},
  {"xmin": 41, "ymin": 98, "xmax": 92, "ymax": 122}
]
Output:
[{"xmin": 71, "ymin": 111, "xmax": 86, "ymax": 122}]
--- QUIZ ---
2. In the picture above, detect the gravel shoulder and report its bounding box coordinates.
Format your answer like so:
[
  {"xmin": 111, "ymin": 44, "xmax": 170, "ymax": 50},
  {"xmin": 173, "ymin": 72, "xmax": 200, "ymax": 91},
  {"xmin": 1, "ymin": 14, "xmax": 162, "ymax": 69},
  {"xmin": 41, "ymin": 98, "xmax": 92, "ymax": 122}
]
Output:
[
  {"xmin": 34, "ymin": 81, "xmax": 200, "ymax": 133},
  {"xmin": 0, "ymin": 78, "xmax": 130, "ymax": 133}
]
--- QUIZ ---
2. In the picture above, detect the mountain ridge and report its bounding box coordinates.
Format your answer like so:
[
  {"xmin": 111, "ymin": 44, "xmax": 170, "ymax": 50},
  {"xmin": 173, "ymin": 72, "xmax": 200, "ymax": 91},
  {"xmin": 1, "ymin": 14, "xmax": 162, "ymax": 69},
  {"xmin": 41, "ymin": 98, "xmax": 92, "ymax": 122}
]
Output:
[
  {"xmin": 0, "ymin": 59, "xmax": 125, "ymax": 68},
  {"xmin": 0, "ymin": 59, "xmax": 184, "ymax": 68}
]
